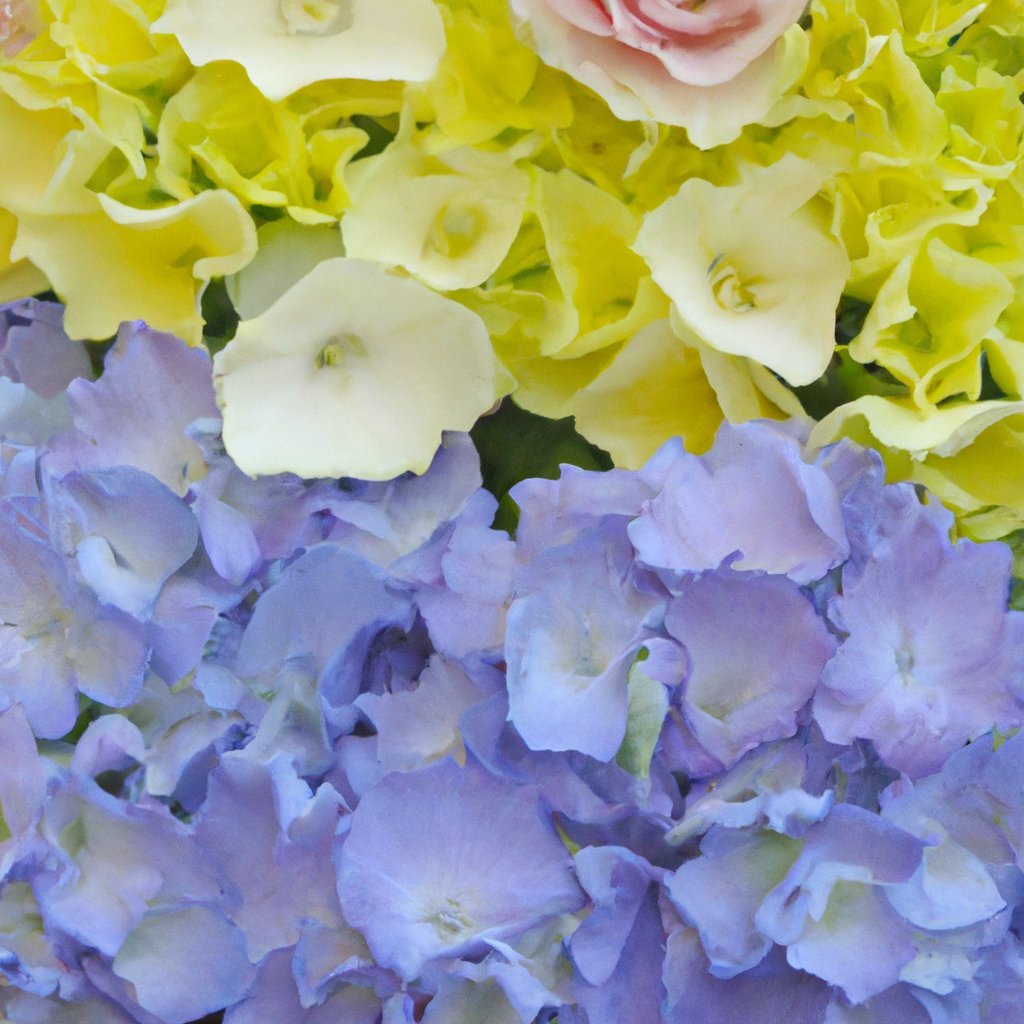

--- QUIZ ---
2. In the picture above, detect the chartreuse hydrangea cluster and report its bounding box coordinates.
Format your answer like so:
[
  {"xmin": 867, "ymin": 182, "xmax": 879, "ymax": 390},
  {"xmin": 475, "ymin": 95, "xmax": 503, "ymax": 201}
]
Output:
[
  {"xmin": 1, "ymin": 0, "xmax": 1024, "ymax": 540},
  {"xmin": 5, "ymin": 299, "xmax": 1024, "ymax": 1022}
]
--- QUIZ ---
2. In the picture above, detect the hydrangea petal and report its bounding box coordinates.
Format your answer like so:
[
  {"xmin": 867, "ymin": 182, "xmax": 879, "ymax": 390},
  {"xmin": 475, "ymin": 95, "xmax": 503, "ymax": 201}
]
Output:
[
  {"xmin": 667, "ymin": 572, "xmax": 835, "ymax": 768},
  {"xmin": 505, "ymin": 526, "xmax": 658, "ymax": 760},
  {"xmin": 214, "ymin": 258, "xmax": 503, "ymax": 480},
  {"xmin": 44, "ymin": 322, "xmax": 217, "ymax": 496},
  {"xmin": 112, "ymin": 905, "xmax": 256, "ymax": 1024},
  {"xmin": 635, "ymin": 156, "xmax": 849, "ymax": 385},
  {"xmin": 815, "ymin": 517, "xmax": 1024, "ymax": 777},
  {"xmin": 152, "ymin": 0, "xmax": 446, "ymax": 100},
  {"xmin": 630, "ymin": 420, "xmax": 848, "ymax": 585},
  {"xmin": 336, "ymin": 758, "xmax": 583, "ymax": 981}
]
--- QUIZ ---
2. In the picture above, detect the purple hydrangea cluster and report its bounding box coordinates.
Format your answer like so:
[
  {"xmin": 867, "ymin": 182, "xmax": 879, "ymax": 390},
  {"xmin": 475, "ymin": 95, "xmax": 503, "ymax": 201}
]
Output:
[{"xmin": 3, "ymin": 298, "xmax": 1024, "ymax": 1023}]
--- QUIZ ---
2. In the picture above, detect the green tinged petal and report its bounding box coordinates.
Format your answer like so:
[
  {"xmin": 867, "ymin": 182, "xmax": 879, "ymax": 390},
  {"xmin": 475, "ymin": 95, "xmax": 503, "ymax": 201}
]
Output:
[
  {"xmin": 850, "ymin": 238, "xmax": 1013, "ymax": 406},
  {"xmin": 810, "ymin": 395, "xmax": 1024, "ymax": 536},
  {"xmin": 416, "ymin": 0, "xmax": 572, "ymax": 147},
  {"xmin": 156, "ymin": 61, "xmax": 372, "ymax": 221},
  {"xmin": 616, "ymin": 659, "xmax": 670, "ymax": 780},
  {"xmin": 455, "ymin": 166, "xmax": 666, "ymax": 417}
]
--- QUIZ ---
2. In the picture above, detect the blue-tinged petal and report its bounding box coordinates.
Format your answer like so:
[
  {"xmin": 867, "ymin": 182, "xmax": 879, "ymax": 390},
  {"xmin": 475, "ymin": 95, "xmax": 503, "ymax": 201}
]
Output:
[
  {"xmin": 145, "ymin": 570, "xmax": 241, "ymax": 685},
  {"xmin": 568, "ymin": 846, "xmax": 664, "ymax": 1024},
  {"xmin": 755, "ymin": 805, "xmax": 923, "ymax": 1003},
  {"xmin": 45, "ymin": 467, "xmax": 199, "ymax": 619},
  {"xmin": 241, "ymin": 659, "xmax": 335, "ymax": 778},
  {"xmin": 188, "ymin": 426, "xmax": 329, "ymax": 587},
  {"xmin": 336, "ymin": 759, "xmax": 583, "ymax": 982},
  {"xmin": 666, "ymin": 737, "xmax": 833, "ymax": 846},
  {"xmin": 787, "ymin": 880, "xmax": 918, "ymax": 1005},
  {"xmin": 34, "ymin": 778, "xmax": 222, "ymax": 958},
  {"xmin": 356, "ymin": 656, "xmax": 483, "ymax": 773},
  {"xmin": 120, "ymin": 674, "xmax": 245, "ymax": 807},
  {"xmin": 0, "ymin": 521, "xmax": 148, "ymax": 737},
  {"xmin": 0, "ymin": 986, "xmax": 139, "ymax": 1024},
  {"xmin": 0, "ymin": 704, "xmax": 51, "ymax": 876},
  {"xmin": 112, "ymin": 904, "xmax": 256, "ymax": 1024},
  {"xmin": 573, "ymin": 888, "xmax": 664, "ymax": 1024},
  {"xmin": 815, "ymin": 513, "xmax": 1024, "ymax": 778},
  {"xmin": 234, "ymin": 545, "xmax": 413, "ymax": 708},
  {"xmin": 0, "ymin": 883, "xmax": 64, "ymax": 996},
  {"xmin": 453, "ymin": 923, "xmax": 577, "ymax": 1022},
  {"xmin": 668, "ymin": 827, "xmax": 800, "ymax": 977},
  {"xmin": 0, "ymin": 378, "xmax": 72, "ymax": 445},
  {"xmin": 823, "ymin": 983, "xmax": 931, "ymax": 1023},
  {"xmin": 667, "ymin": 572, "xmax": 835, "ymax": 769},
  {"xmin": 421, "ymin": 976, "xmax": 521, "ymax": 1024},
  {"xmin": 43, "ymin": 322, "xmax": 217, "ymax": 496},
  {"xmin": 292, "ymin": 919, "xmax": 389, "ymax": 1009},
  {"xmin": 193, "ymin": 754, "xmax": 345, "ymax": 961},
  {"xmin": 69, "ymin": 714, "xmax": 145, "ymax": 782},
  {"xmin": 399, "ymin": 491, "xmax": 515, "ymax": 662},
  {"xmin": 511, "ymin": 463, "xmax": 657, "ymax": 563},
  {"xmin": 0, "ymin": 299, "xmax": 90, "ymax": 401},
  {"xmin": 570, "ymin": 846, "xmax": 657, "ymax": 987},
  {"xmin": 881, "ymin": 732, "xmax": 1023, "ymax": 875},
  {"xmin": 505, "ymin": 524, "xmax": 659, "ymax": 760},
  {"xmin": 663, "ymin": 928, "xmax": 831, "ymax": 1023},
  {"xmin": 887, "ymin": 842, "xmax": 1005, "ymax": 932},
  {"xmin": 630, "ymin": 421, "xmax": 848, "ymax": 587},
  {"xmin": 323, "ymin": 433, "xmax": 484, "ymax": 567},
  {"xmin": 224, "ymin": 947, "xmax": 384, "ymax": 1024}
]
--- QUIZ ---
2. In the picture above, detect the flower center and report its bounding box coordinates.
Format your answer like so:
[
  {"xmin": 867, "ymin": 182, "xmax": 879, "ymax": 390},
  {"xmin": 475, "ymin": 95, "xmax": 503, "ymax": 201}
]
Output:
[
  {"xmin": 315, "ymin": 332, "xmax": 366, "ymax": 368},
  {"xmin": 428, "ymin": 203, "xmax": 484, "ymax": 260},
  {"xmin": 426, "ymin": 896, "xmax": 474, "ymax": 938},
  {"xmin": 278, "ymin": 0, "xmax": 353, "ymax": 36},
  {"xmin": 895, "ymin": 644, "xmax": 917, "ymax": 687},
  {"xmin": 707, "ymin": 254, "xmax": 761, "ymax": 314}
]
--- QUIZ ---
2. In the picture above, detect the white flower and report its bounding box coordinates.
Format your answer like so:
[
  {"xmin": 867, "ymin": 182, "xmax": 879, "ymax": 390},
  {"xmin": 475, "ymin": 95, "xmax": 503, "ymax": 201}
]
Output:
[
  {"xmin": 635, "ymin": 156, "xmax": 849, "ymax": 387},
  {"xmin": 151, "ymin": 0, "xmax": 446, "ymax": 101},
  {"xmin": 213, "ymin": 258, "xmax": 503, "ymax": 481},
  {"xmin": 342, "ymin": 144, "xmax": 530, "ymax": 292}
]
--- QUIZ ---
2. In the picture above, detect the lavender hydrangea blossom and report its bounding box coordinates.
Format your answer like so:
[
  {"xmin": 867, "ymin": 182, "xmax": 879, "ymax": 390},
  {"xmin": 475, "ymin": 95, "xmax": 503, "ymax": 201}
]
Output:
[
  {"xmin": 814, "ymin": 503, "xmax": 1024, "ymax": 777},
  {"xmin": 2, "ymin": 304, "xmax": 1024, "ymax": 1021},
  {"xmin": 336, "ymin": 758, "xmax": 584, "ymax": 982}
]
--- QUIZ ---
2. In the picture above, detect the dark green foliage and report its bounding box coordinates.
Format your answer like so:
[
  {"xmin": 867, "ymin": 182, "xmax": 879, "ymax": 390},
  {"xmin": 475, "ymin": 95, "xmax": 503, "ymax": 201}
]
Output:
[{"xmin": 470, "ymin": 399, "xmax": 612, "ymax": 534}]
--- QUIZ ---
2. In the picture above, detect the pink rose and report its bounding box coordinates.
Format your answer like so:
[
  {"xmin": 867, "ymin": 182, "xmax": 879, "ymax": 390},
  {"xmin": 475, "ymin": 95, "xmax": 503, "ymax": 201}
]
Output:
[
  {"xmin": 0, "ymin": 0, "xmax": 42, "ymax": 58},
  {"xmin": 511, "ymin": 0, "xmax": 809, "ymax": 147}
]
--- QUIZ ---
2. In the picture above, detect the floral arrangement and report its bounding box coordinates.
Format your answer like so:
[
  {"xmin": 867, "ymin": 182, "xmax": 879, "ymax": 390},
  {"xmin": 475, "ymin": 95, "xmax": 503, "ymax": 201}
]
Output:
[{"xmin": 2, "ymin": 0, "xmax": 1024, "ymax": 1021}]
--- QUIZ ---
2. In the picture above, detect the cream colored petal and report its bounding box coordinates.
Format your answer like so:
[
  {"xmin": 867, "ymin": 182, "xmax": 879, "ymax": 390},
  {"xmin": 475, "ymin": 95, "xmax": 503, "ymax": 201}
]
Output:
[
  {"xmin": 214, "ymin": 258, "xmax": 504, "ymax": 480},
  {"xmin": 342, "ymin": 145, "xmax": 529, "ymax": 292},
  {"xmin": 152, "ymin": 0, "xmax": 446, "ymax": 100},
  {"xmin": 636, "ymin": 158, "xmax": 849, "ymax": 387}
]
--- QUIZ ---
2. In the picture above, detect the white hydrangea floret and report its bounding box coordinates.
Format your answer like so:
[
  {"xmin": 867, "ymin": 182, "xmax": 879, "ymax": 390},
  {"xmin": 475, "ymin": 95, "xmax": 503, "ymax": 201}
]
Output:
[
  {"xmin": 635, "ymin": 156, "xmax": 849, "ymax": 387},
  {"xmin": 342, "ymin": 145, "xmax": 530, "ymax": 292},
  {"xmin": 213, "ymin": 258, "xmax": 501, "ymax": 481},
  {"xmin": 151, "ymin": 0, "xmax": 446, "ymax": 101}
]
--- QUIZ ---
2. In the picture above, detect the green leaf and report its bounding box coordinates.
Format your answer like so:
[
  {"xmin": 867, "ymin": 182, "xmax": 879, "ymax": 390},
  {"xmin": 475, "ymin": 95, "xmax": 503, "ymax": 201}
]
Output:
[{"xmin": 470, "ymin": 399, "xmax": 611, "ymax": 533}]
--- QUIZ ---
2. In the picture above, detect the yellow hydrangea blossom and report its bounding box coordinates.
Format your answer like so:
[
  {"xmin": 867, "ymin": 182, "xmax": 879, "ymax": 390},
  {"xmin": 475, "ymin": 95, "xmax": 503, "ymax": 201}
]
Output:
[{"xmin": 1, "ymin": 0, "xmax": 1024, "ymax": 520}]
